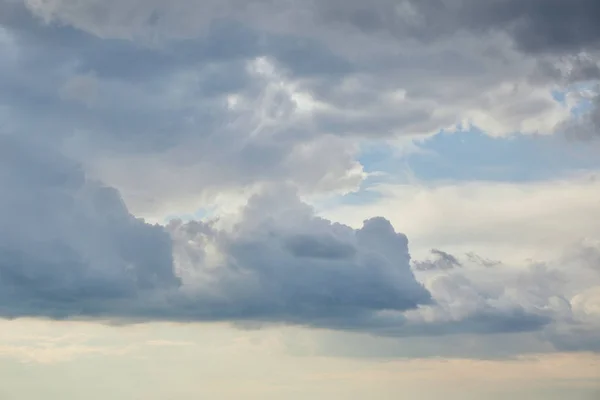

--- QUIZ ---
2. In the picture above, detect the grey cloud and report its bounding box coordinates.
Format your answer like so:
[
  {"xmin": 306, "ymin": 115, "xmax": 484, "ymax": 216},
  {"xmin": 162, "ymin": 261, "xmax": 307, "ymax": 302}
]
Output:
[
  {"xmin": 1, "ymin": 1, "xmax": 351, "ymax": 82},
  {"xmin": 535, "ymin": 54, "xmax": 600, "ymax": 85},
  {"xmin": 413, "ymin": 249, "xmax": 462, "ymax": 271},
  {"xmin": 311, "ymin": 0, "xmax": 600, "ymax": 55},
  {"xmin": 17, "ymin": 0, "xmax": 600, "ymax": 54},
  {"xmin": 1, "ymin": 0, "xmax": 583, "ymax": 221},
  {"xmin": 0, "ymin": 133, "xmax": 598, "ymax": 352},
  {"xmin": 462, "ymin": 0, "xmax": 600, "ymax": 54},
  {"xmin": 308, "ymin": 0, "xmax": 600, "ymax": 147},
  {"xmin": 0, "ymin": 135, "xmax": 554, "ymax": 338},
  {"xmin": 465, "ymin": 253, "xmax": 501, "ymax": 268},
  {"xmin": 284, "ymin": 234, "xmax": 357, "ymax": 260},
  {"xmin": 167, "ymin": 191, "xmax": 432, "ymax": 324},
  {"xmin": 0, "ymin": 1, "xmax": 367, "ymax": 215},
  {"xmin": 408, "ymin": 248, "xmax": 600, "ymax": 352},
  {"xmin": 561, "ymin": 93, "xmax": 600, "ymax": 139},
  {"xmin": 164, "ymin": 207, "xmax": 600, "ymax": 344},
  {"xmin": 0, "ymin": 135, "xmax": 429, "ymax": 326},
  {"xmin": 0, "ymin": 134, "xmax": 179, "ymax": 319}
]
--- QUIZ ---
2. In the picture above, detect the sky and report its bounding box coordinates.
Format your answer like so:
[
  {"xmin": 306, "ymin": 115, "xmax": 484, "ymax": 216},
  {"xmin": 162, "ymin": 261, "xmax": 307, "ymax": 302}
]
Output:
[{"xmin": 0, "ymin": 0, "xmax": 599, "ymax": 398}]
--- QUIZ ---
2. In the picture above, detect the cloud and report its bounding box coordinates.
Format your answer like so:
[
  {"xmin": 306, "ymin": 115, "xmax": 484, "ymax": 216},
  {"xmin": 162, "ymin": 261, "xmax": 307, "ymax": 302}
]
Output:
[
  {"xmin": 167, "ymin": 198, "xmax": 599, "ymax": 345},
  {"xmin": 167, "ymin": 187, "xmax": 432, "ymax": 325},
  {"xmin": 561, "ymin": 92, "xmax": 600, "ymax": 139},
  {"xmin": 17, "ymin": 0, "xmax": 600, "ymax": 55},
  {"xmin": 0, "ymin": 0, "xmax": 598, "ymax": 357},
  {"xmin": 305, "ymin": 0, "xmax": 600, "ymax": 56},
  {"xmin": 456, "ymin": 0, "xmax": 600, "ymax": 55},
  {"xmin": 0, "ymin": 2, "xmax": 367, "ymax": 215},
  {"xmin": 0, "ymin": 0, "xmax": 588, "ymax": 218},
  {"xmin": 405, "ymin": 246, "xmax": 600, "ymax": 351},
  {"xmin": 1, "ymin": 133, "xmax": 599, "ymax": 353},
  {"xmin": 413, "ymin": 249, "xmax": 462, "ymax": 271},
  {"xmin": 0, "ymin": 134, "xmax": 430, "ymax": 327},
  {"xmin": 0, "ymin": 134, "xmax": 180, "ymax": 318},
  {"xmin": 319, "ymin": 176, "xmax": 600, "ymax": 264}
]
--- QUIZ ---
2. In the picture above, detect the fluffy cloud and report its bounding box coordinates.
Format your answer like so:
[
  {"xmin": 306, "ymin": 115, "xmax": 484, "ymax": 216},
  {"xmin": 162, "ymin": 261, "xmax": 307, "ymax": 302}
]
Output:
[
  {"xmin": 167, "ymin": 187, "xmax": 432, "ymax": 325},
  {"xmin": 1, "ymin": 133, "xmax": 599, "ymax": 353},
  {"xmin": 410, "ymin": 244, "xmax": 600, "ymax": 352},
  {"xmin": 0, "ymin": 134, "xmax": 429, "ymax": 326}
]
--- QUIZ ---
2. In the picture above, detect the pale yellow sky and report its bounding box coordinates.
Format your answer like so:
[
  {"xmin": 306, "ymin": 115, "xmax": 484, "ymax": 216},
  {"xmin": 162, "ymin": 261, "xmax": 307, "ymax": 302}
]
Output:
[{"xmin": 1, "ymin": 320, "xmax": 598, "ymax": 400}]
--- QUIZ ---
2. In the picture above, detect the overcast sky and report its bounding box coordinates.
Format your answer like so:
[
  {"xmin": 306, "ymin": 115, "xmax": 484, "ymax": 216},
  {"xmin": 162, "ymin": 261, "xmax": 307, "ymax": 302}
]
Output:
[{"xmin": 0, "ymin": 0, "xmax": 599, "ymax": 398}]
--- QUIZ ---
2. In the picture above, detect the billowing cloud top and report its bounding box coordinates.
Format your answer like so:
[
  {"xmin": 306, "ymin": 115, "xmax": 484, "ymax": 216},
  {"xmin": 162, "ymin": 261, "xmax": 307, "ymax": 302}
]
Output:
[
  {"xmin": 0, "ymin": 133, "xmax": 430, "ymax": 325},
  {"xmin": 0, "ymin": 0, "xmax": 599, "ymax": 355}
]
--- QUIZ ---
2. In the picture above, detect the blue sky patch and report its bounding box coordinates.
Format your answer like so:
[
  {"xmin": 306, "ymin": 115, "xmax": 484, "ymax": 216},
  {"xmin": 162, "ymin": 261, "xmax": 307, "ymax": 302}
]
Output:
[{"xmin": 358, "ymin": 128, "xmax": 600, "ymax": 185}]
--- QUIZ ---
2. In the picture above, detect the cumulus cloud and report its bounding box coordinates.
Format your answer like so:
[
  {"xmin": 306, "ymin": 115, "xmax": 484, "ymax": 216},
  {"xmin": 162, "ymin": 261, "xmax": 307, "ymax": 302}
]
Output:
[
  {"xmin": 0, "ymin": 133, "xmax": 599, "ymax": 353},
  {"xmin": 166, "ymin": 187, "xmax": 433, "ymax": 324},
  {"xmin": 0, "ymin": 134, "xmax": 429, "ymax": 326}
]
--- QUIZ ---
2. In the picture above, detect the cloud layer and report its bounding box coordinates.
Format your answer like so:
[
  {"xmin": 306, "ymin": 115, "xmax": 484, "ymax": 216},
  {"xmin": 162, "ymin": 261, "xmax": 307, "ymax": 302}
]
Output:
[
  {"xmin": 0, "ymin": 0, "xmax": 599, "ymax": 357},
  {"xmin": 3, "ymin": 0, "xmax": 598, "ymax": 216}
]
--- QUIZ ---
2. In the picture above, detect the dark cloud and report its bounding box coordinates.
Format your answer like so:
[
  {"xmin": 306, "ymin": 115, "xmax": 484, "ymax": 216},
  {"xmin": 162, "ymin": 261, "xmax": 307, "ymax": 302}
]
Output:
[
  {"xmin": 0, "ymin": 135, "xmax": 429, "ymax": 326},
  {"xmin": 463, "ymin": 0, "xmax": 600, "ymax": 54},
  {"xmin": 0, "ymin": 134, "xmax": 179, "ymax": 319},
  {"xmin": 312, "ymin": 0, "xmax": 600, "ymax": 55}
]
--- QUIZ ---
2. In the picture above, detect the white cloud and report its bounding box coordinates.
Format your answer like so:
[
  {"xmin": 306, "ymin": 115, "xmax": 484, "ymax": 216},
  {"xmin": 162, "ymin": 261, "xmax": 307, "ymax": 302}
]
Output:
[{"xmin": 318, "ymin": 175, "xmax": 600, "ymax": 263}]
